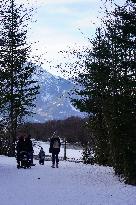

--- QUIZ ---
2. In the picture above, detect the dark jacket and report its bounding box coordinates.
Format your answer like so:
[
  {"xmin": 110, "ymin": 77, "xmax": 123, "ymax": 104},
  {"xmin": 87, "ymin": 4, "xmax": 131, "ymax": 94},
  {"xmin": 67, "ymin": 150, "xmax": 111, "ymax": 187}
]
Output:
[
  {"xmin": 16, "ymin": 138, "xmax": 26, "ymax": 153},
  {"xmin": 24, "ymin": 138, "xmax": 33, "ymax": 153},
  {"xmin": 16, "ymin": 138, "xmax": 33, "ymax": 153},
  {"xmin": 50, "ymin": 137, "xmax": 61, "ymax": 153}
]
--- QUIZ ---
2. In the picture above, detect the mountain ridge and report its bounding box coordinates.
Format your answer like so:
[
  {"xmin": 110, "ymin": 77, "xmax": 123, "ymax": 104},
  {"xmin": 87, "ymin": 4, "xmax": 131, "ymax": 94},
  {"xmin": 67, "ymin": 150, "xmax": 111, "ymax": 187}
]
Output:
[{"xmin": 28, "ymin": 67, "xmax": 85, "ymax": 122}]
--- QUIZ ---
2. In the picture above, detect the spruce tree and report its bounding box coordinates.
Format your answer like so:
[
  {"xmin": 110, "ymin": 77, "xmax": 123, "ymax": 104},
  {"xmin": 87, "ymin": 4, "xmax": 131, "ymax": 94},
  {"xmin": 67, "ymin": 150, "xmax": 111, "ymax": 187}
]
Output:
[
  {"xmin": 72, "ymin": 27, "xmax": 112, "ymax": 165},
  {"xmin": 72, "ymin": 0, "xmax": 136, "ymax": 184},
  {"xmin": 0, "ymin": 0, "xmax": 40, "ymax": 156}
]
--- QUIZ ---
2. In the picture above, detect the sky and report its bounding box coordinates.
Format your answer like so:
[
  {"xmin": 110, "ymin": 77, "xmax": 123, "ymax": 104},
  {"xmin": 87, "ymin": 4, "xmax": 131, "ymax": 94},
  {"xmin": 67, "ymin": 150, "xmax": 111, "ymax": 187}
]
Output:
[{"xmin": 17, "ymin": 0, "xmax": 125, "ymax": 77}]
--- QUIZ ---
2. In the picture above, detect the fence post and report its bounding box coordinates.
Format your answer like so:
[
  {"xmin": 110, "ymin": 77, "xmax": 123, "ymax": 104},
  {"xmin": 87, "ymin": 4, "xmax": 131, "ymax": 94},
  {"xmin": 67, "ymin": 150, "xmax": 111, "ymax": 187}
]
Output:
[{"xmin": 64, "ymin": 138, "xmax": 67, "ymax": 160}]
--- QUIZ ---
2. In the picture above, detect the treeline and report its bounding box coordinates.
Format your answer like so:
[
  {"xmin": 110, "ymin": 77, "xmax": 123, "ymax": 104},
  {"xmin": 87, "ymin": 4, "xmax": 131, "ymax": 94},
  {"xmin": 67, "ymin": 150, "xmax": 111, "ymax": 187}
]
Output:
[
  {"xmin": 19, "ymin": 116, "xmax": 90, "ymax": 145},
  {"xmin": 72, "ymin": 1, "xmax": 136, "ymax": 185}
]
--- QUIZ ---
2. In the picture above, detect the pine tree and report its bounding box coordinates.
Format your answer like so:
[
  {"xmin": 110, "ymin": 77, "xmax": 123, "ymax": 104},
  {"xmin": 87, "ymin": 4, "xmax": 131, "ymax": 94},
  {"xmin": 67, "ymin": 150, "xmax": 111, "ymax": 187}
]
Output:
[
  {"xmin": 0, "ymin": 0, "xmax": 40, "ymax": 156},
  {"xmin": 72, "ymin": 27, "xmax": 112, "ymax": 165},
  {"xmin": 72, "ymin": 0, "xmax": 136, "ymax": 184}
]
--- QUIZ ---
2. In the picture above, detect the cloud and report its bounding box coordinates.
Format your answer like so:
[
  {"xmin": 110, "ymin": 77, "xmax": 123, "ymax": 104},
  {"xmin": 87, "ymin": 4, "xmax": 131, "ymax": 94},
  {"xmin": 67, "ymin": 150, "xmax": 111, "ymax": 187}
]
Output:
[
  {"xmin": 29, "ymin": 23, "xmax": 89, "ymax": 75},
  {"xmin": 17, "ymin": 0, "xmax": 125, "ymax": 78},
  {"xmin": 44, "ymin": 0, "xmax": 96, "ymax": 5},
  {"xmin": 16, "ymin": 0, "xmax": 96, "ymax": 7},
  {"xmin": 26, "ymin": 0, "xmax": 100, "ymax": 76},
  {"xmin": 44, "ymin": 6, "xmax": 74, "ymax": 15},
  {"xmin": 30, "ymin": 26, "xmax": 85, "ymax": 51},
  {"xmin": 74, "ymin": 15, "xmax": 101, "ymax": 30}
]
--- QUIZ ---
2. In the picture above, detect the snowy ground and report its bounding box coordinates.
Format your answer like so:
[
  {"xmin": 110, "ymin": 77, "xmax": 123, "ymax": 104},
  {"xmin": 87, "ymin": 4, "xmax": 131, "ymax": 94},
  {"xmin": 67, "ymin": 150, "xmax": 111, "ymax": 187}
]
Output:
[{"xmin": 0, "ymin": 155, "xmax": 136, "ymax": 205}]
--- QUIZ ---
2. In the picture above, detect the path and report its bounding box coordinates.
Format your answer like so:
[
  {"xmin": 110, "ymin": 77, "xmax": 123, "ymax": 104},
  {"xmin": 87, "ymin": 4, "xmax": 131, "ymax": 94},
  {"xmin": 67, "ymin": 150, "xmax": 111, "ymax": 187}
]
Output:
[{"xmin": 0, "ymin": 156, "xmax": 136, "ymax": 205}]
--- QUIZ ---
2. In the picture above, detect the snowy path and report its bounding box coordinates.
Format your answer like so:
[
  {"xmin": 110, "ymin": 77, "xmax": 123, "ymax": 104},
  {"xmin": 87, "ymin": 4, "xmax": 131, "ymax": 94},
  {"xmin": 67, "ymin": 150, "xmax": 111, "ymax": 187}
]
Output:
[{"xmin": 0, "ymin": 156, "xmax": 136, "ymax": 205}]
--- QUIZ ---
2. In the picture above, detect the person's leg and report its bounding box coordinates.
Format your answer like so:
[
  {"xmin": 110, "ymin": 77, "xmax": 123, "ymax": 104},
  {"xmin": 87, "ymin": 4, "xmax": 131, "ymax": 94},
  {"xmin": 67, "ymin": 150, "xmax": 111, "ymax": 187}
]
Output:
[
  {"xmin": 52, "ymin": 152, "xmax": 55, "ymax": 167},
  {"xmin": 17, "ymin": 152, "xmax": 20, "ymax": 165},
  {"xmin": 28, "ymin": 151, "xmax": 33, "ymax": 165},
  {"xmin": 16, "ymin": 152, "xmax": 21, "ymax": 168},
  {"xmin": 31, "ymin": 151, "xmax": 33, "ymax": 165},
  {"xmin": 56, "ymin": 152, "xmax": 59, "ymax": 168}
]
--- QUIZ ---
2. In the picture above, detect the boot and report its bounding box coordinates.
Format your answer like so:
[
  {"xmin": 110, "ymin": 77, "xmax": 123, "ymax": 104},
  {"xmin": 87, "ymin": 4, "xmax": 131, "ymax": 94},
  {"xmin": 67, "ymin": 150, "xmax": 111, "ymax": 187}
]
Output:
[
  {"xmin": 56, "ymin": 163, "xmax": 59, "ymax": 168},
  {"xmin": 51, "ymin": 163, "xmax": 55, "ymax": 168},
  {"xmin": 17, "ymin": 162, "xmax": 20, "ymax": 169}
]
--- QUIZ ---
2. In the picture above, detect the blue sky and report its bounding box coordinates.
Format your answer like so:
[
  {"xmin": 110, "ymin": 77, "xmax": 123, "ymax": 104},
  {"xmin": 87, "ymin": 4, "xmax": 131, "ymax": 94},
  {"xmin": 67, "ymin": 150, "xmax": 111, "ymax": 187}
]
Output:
[{"xmin": 18, "ymin": 0, "xmax": 125, "ymax": 77}]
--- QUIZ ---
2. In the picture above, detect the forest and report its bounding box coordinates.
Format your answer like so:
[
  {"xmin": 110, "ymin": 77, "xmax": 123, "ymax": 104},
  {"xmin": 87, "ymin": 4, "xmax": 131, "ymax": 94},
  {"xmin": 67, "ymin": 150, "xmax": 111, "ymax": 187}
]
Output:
[{"xmin": 18, "ymin": 116, "xmax": 90, "ymax": 145}]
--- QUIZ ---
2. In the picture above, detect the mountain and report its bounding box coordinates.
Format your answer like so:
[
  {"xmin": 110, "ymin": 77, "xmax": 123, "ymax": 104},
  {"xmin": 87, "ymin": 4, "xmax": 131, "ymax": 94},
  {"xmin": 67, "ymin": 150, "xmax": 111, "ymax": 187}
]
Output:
[{"xmin": 28, "ymin": 68, "xmax": 85, "ymax": 122}]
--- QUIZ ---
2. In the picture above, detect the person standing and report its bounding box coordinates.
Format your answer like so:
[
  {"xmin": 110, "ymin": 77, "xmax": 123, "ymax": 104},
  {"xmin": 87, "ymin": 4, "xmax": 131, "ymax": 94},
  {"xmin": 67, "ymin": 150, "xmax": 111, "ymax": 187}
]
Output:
[
  {"xmin": 16, "ymin": 135, "xmax": 25, "ymax": 168},
  {"xmin": 24, "ymin": 134, "xmax": 34, "ymax": 166},
  {"xmin": 49, "ymin": 133, "xmax": 61, "ymax": 168}
]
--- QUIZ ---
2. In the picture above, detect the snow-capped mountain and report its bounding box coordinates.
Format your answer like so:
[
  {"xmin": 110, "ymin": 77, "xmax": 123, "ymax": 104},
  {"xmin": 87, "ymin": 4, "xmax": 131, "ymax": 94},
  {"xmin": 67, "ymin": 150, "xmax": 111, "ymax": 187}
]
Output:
[{"xmin": 28, "ymin": 68, "xmax": 84, "ymax": 122}]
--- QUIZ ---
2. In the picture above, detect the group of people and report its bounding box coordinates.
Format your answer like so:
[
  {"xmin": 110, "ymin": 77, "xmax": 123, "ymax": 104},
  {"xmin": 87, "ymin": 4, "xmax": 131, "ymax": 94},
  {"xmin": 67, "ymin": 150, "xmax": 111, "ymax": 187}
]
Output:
[
  {"xmin": 16, "ymin": 134, "xmax": 34, "ymax": 168},
  {"xmin": 16, "ymin": 132, "xmax": 61, "ymax": 168}
]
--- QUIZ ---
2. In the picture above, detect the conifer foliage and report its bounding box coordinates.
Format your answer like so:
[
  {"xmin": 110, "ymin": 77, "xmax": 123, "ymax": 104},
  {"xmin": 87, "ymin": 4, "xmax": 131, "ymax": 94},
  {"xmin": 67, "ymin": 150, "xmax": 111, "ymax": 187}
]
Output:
[
  {"xmin": 0, "ymin": 0, "xmax": 40, "ymax": 156},
  {"xmin": 72, "ymin": 0, "xmax": 136, "ymax": 185}
]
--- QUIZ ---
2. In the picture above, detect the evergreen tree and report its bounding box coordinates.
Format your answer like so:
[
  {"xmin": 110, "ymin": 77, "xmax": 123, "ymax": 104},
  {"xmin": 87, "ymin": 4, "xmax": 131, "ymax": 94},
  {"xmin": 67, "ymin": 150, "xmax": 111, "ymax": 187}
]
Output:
[
  {"xmin": 72, "ymin": 0, "xmax": 136, "ymax": 184},
  {"xmin": 0, "ymin": 0, "xmax": 40, "ymax": 156},
  {"xmin": 72, "ymin": 27, "xmax": 112, "ymax": 165},
  {"xmin": 102, "ymin": 0, "xmax": 136, "ymax": 184}
]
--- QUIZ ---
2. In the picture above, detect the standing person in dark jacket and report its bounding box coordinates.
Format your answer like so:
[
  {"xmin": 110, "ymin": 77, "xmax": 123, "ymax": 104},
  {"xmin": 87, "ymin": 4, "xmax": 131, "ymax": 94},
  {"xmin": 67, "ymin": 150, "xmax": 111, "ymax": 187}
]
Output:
[
  {"xmin": 49, "ymin": 132, "xmax": 61, "ymax": 168},
  {"xmin": 24, "ymin": 134, "xmax": 34, "ymax": 166},
  {"xmin": 16, "ymin": 135, "xmax": 26, "ymax": 167}
]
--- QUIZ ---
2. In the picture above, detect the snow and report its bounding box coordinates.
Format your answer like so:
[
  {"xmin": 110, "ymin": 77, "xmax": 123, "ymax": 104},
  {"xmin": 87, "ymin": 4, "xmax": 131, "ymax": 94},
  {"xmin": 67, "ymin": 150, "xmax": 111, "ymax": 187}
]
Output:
[
  {"xmin": 33, "ymin": 140, "xmax": 83, "ymax": 161},
  {"xmin": 0, "ymin": 144, "xmax": 136, "ymax": 205},
  {"xmin": 69, "ymin": 103, "xmax": 81, "ymax": 112}
]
